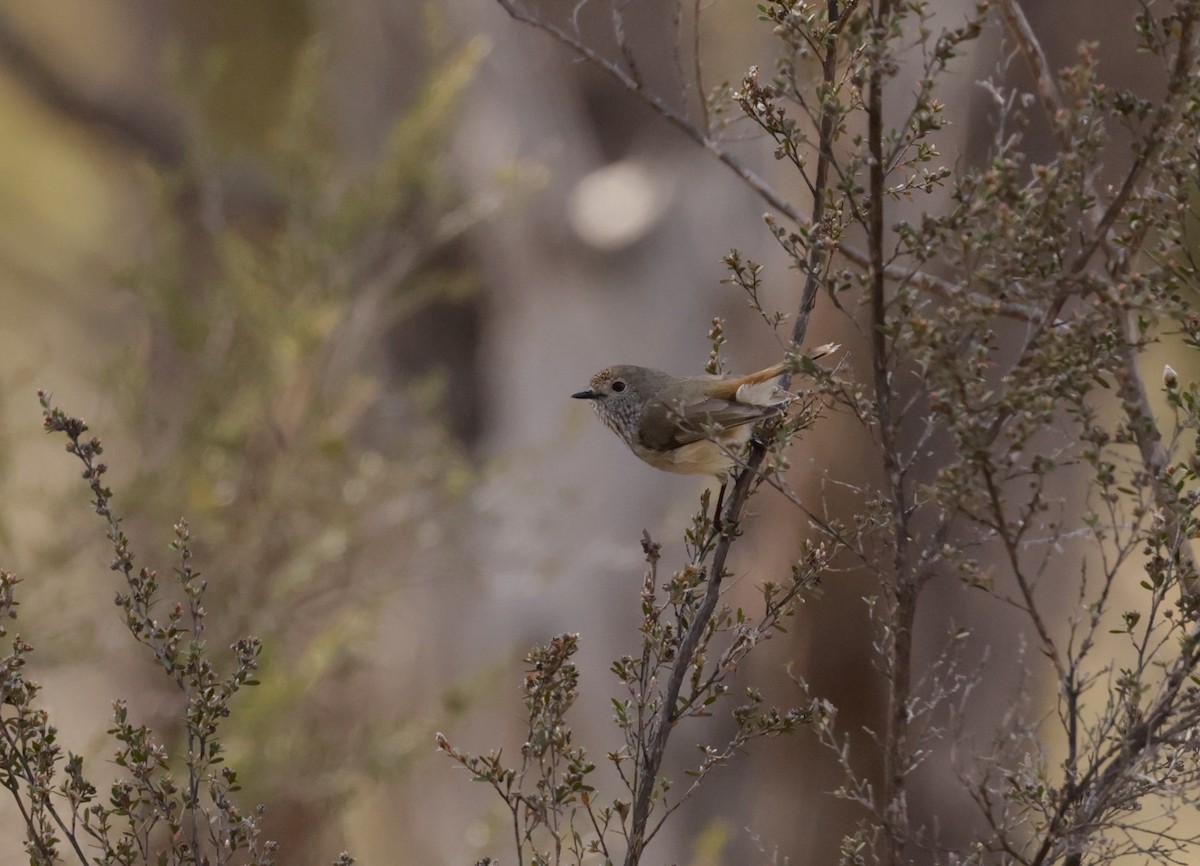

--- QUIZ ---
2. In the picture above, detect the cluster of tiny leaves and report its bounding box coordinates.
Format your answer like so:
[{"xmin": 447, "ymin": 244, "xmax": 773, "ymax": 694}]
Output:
[{"xmin": 438, "ymin": 634, "xmax": 598, "ymax": 866}]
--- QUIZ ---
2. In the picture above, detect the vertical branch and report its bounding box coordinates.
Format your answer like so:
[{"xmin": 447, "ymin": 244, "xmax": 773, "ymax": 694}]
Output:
[
  {"xmin": 693, "ymin": 0, "xmax": 709, "ymax": 134},
  {"xmin": 668, "ymin": 0, "xmax": 709, "ymax": 134},
  {"xmin": 612, "ymin": 0, "xmax": 643, "ymax": 88},
  {"xmin": 865, "ymin": 1, "xmax": 911, "ymax": 864},
  {"xmin": 784, "ymin": 0, "xmax": 843, "ymax": 365}
]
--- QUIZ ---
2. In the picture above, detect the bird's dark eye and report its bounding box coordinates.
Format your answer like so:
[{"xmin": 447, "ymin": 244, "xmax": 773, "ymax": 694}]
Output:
[{"xmin": 612, "ymin": 380, "xmax": 626, "ymax": 393}]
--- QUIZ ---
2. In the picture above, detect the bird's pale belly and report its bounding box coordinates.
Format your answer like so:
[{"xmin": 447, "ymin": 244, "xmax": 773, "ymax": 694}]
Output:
[{"xmin": 630, "ymin": 428, "xmax": 752, "ymax": 477}]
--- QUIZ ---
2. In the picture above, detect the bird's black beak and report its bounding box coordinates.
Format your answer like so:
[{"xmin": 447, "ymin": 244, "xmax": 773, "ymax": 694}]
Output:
[{"xmin": 572, "ymin": 389, "xmax": 600, "ymax": 400}]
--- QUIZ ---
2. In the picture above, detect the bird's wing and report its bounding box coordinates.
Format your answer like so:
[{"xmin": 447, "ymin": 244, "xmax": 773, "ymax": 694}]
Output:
[{"xmin": 638, "ymin": 397, "xmax": 780, "ymax": 450}]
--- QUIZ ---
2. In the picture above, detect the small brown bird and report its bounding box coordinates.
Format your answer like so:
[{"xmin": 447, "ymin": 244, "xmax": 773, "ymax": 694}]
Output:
[{"xmin": 572, "ymin": 351, "xmax": 831, "ymax": 478}]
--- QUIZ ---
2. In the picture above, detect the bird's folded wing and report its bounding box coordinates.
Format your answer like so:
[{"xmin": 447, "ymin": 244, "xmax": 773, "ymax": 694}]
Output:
[{"xmin": 638, "ymin": 398, "xmax": 779, "ymax": 450}]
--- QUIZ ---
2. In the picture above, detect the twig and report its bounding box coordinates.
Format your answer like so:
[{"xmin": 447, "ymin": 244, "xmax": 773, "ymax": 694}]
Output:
[
  {"xmin": 506, "ymin": 0, "xmax": 1012, "ymax": 338},
  {"xmin": 693, "ymin": 0, "xmax": 709, "ymax": 134},
  {"xmin": 496, "ymin": 0, "xmax": 805, "ymax": 224},
  {"xmin": 996, "ymin": 0, "xmax": 1063, "ymax": 143},
  {"xmin": 783, "ymin": 1, "xmax": 846, "ymax": 365},
  {"xmin": 612, "ymin": 0, "xmax": 642, "ymax": 88}
]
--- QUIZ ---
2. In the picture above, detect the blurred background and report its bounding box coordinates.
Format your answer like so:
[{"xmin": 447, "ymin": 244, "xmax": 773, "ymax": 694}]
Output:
[{"xmin": 0, "ymin": 1, "xmax": 1160, "ymax": 864}]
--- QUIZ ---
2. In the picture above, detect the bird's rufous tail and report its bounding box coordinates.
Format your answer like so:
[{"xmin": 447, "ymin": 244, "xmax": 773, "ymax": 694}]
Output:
[{"xmin": 724, "ymin": 342, "xmax": 840, "ymax": 392}]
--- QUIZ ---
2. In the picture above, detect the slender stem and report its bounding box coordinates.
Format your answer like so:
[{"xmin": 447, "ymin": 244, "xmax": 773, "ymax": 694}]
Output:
[
  {"xmin": 785, "ymin": 3, "xmax": 843, "ymax": 366},
  {"xmin": 692, "ymin": 0, "xmax": 709, "ymax": 134},
  {"xmin": 863, "ymin": 2, "xmax": 914, "ymax": 863}
]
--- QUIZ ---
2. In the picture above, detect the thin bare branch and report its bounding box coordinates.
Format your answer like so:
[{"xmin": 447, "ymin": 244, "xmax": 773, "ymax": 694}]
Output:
[
  {"xmin": 692, "ymin": 0, "xmax": 709, "ymax": 134},
  {"xmin": 997, "ymin": 0, "xmax": 1065, "ymax": 141},
  {"xmin": 496, "ymin": 0, "xmax": 805, "ymax": 223}
]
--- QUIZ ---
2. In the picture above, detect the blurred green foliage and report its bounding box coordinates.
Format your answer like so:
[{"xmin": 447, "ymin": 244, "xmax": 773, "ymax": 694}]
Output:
[{"xmin": 22, "ymin": 18, "xmax": 498, "ymax": 858}]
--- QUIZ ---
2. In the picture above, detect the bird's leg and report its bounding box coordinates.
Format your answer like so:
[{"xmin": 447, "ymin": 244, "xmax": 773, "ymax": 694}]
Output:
[{"xmin": 713, "ymin": 479, "xmax": 728, "ymax": 535}]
